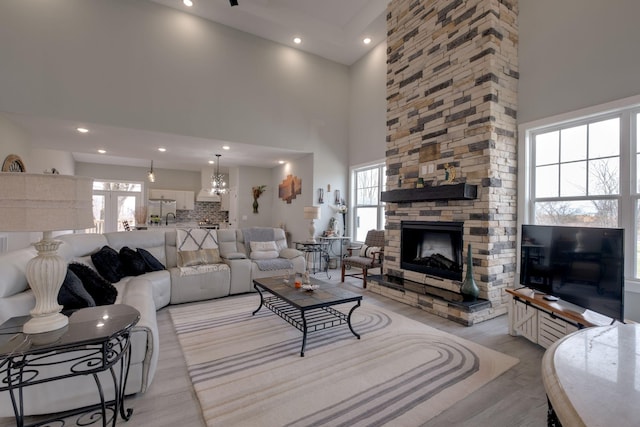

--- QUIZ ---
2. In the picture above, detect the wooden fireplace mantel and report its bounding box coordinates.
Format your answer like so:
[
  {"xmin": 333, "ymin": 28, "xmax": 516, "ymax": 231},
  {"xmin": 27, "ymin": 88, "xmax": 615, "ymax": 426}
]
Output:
[{"xmin": 381, "ymin": 183, "xmax": 477, "ymax": 203}]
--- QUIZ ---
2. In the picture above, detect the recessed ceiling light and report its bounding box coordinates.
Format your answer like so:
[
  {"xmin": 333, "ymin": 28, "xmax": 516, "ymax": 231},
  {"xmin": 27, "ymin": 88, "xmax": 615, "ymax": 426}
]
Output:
[
  {"xmin": 76, "ymin": 127, "xmax": 89, "ymax": 133},
  {"xmin": 222, "ymin": 145, "xmax": 230, "ymax": 150},
  {"xmin": 183, "ymin": 0, "xmax": 193, "ymax": 7},
  {"xmin": 293, "ymin": 37, "xmax": 302, "ymax": 44},
  {"xmin": 278, "ymin": 160, "xmax": 285, "ymax": 164},
  {"xmin": 208, "ymin": 160, "xmax": 214, "ymax": 164},
  {"xmin": 363, "ymin": 37, "xmax": 372, "ymax": 45},
  {"xmin": 98, "ymin": 149, "xmax": 106, "ymax": 154},
  {"xmin": 158, "ymin": 147, "xmax": 167, "ymax": 152}
]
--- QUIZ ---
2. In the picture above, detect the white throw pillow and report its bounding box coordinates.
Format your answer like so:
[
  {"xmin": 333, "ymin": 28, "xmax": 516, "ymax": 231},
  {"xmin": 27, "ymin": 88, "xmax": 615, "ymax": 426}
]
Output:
[
  {"xmin": 250, "ymin": 241, "xmax": 278, "ymax": 252},
  {"xmin": 279, "ymin": 248, "xmax": 303, "ymax": 259},
  {"xmin": 359, "ymin": 245, "xmax": 381, "ymax": 258},
  {"xmin": 250, "ymin": 250, "xmax": 279, "ymax": 260}
]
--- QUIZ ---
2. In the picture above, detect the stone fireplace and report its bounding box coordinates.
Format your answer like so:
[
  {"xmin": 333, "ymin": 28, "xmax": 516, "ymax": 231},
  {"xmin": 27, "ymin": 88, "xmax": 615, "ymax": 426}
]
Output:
[{"xmin": 368, "ymin": 0, "xmax": 518, "ymax": 325}]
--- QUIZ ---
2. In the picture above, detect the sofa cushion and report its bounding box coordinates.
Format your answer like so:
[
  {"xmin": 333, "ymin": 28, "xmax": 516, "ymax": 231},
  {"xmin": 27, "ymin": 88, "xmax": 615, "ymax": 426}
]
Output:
[
  {"xmin": 58, "ymin": 269, "xmax": 96, "ymax": 310},
  {"xmin": 91, "ymin": 245, "xmax": 125, "ymax": 283},
  {"xmin": 137, "ymin": 248, "xmax": 165, "ymax": 272},
  {"xmin": 178, "ymin": 248, "xmax": 221, "ymax": 267},
  {"xmin": 176, "ymin": 228, "xmax": 218, "ymax": 251},
  {"xmin": 67, "ymin": 262, "xmax": 118, "ymax": 306},
  {"xmin": 279, "ymin": 248, "xmax": 303, "ymax": 259},
  {"xmin": 0, "ymin": 247, "xmax": 36, "ymax": 298},
  {"xmin": 250, "ymin": 240, "xmax": 278, "ymax": 252},
  {"xmin": 249, "ymin": 240, "xmax": 279, "ymax": 260},
  {"xmin": 119, "ymin": 246, "xmax": 147, "ymax": 277},
  {"xmin": 223, "ymin": 252, "xmax": 247, "ymax": 260},
  {"xmin": 250, "ymin": 250, "xmax": 279, "ymax": 260}
]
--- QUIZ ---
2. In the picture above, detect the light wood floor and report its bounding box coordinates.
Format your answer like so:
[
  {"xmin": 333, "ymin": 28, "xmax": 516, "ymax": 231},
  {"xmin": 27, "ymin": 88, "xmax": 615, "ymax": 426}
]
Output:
[{"xmin": 1, "ymin": 271, "xmax": 547, "ymax": 426}]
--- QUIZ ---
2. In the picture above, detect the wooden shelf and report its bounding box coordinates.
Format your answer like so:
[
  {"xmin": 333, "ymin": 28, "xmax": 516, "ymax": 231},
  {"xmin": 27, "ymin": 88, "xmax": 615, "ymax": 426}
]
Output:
[
  {"xmin": 505, "ymin": 288, "xmax": 614, "ymax": 328},
  {"xmin": 381, "ymin": 183, "xmax": 477, "ymax": 203}
]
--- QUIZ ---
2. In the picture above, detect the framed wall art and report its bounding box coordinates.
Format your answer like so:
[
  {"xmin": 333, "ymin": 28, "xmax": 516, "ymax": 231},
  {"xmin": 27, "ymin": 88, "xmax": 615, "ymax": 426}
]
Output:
[{"xmin": 278, "ymin": 174, "xmax": 302, "ymax": 204}]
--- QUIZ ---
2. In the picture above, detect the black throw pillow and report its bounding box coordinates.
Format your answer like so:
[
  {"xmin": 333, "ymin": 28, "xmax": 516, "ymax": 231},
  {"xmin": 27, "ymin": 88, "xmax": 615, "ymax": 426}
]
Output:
[
  {"xmin": 67, "ymin": 262, "xmax": 118, "ymax": 306},
  {"xmin": 91, "ymin": 245, "xmax": 125, "ymax": 283},
  {"xmin": 137, "ymin": 248, "xmax": 166, "ymax": 272},
  {"xmin": 119, "ymin": 246, "xmax": 147, "ymax": 276},
  {"xmin": 58, "ymin": 269, "xmax": 96, "ymax": 310}
]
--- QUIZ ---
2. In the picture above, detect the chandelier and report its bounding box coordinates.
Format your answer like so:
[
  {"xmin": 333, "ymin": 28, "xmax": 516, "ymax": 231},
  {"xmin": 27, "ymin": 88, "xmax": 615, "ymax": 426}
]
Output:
[{"xmin": 211, "ymin": 154, "xmax": 227, "ymax": 195}]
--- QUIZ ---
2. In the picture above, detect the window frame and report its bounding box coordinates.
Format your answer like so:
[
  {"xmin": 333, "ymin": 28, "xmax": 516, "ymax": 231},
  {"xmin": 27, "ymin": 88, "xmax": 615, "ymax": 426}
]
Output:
[
  {"xmin": 350, "ymin": 161, "xmax": 386, "ymax": 243},
  {"xmin": 518, "ymin": 94, "xmax": 640, "ymax": 290}
]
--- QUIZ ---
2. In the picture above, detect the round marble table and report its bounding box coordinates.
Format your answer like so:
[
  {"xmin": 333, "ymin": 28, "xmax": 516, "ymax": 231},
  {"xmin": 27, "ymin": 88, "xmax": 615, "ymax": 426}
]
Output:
[{"xmin": 542, "ymin": 323, "xmax": 640, "ymax": 427}]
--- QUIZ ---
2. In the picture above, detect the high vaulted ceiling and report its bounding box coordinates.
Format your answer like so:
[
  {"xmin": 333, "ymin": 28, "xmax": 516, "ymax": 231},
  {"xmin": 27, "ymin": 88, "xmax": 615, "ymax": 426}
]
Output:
[
  {"xmin": 150, "ymin": 0, "xmax": 388, "ymax": 66},
  {"xmin": 8, "ymin": 0, "xmax": 388, "ymax": 172}
]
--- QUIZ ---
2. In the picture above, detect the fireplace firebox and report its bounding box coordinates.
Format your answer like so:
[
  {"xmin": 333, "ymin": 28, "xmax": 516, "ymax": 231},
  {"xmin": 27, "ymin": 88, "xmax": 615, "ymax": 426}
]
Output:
[{"xmin": 400, "ymin": 221, "xmax": 464, "ymax": 281}]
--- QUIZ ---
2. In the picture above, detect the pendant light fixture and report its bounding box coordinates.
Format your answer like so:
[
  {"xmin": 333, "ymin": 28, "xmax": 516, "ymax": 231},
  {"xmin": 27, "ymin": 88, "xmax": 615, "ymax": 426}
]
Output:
[
  {"xmin": 147, "ymin": 160, "xmax": 156, "ymax": 183},
  {"xmin": 211, "ymin": 154, "xmax": 227, "ymax": 195}
]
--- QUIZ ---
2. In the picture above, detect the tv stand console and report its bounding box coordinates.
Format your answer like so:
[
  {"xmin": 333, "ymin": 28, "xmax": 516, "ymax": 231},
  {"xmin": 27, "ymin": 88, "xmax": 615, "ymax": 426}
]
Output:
[{"xmin": 505, "ymin": 287, "xmax": 615, "ymax": 348}]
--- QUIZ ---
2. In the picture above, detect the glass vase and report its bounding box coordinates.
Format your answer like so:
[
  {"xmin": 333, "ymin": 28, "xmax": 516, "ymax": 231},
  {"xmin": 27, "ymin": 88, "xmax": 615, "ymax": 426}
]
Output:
[{"xmin": 461, "ymin": 243, "xmax": 479, "ymax": 302}]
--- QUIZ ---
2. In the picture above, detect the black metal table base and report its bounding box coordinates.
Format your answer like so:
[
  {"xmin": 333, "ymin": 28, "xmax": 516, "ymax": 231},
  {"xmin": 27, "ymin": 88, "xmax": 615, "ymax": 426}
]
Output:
[
  {"xmin": 253, "ymin": 286, "xmax": 361, "ymax": 357},
  {"xmin": 4, "ymin": 337, "xmax": 134, "ymax": 427}
]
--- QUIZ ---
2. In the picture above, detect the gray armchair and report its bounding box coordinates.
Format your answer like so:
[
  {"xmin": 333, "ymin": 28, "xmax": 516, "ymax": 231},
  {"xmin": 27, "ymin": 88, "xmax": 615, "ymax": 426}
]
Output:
[{"xmin": 341, "ymin": 229, "xmax": 384, "ymax": 288}]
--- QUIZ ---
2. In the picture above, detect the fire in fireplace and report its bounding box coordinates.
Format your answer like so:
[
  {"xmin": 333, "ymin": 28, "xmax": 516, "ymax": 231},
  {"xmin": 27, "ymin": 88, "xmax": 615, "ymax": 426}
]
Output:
[{"xmin": 400, "ymin": 221, "xmax": 464, "ymax": 281}]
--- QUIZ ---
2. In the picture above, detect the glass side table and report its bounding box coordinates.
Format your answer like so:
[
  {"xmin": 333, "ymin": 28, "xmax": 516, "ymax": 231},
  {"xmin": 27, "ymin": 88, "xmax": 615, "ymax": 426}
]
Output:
[
  {"xmin": 295, "ymin": 241, "xmax": 331, "ymax": 278},
  {"xmin": 0, "ymin": 304, "xmax": 140, "ymax": 427}
]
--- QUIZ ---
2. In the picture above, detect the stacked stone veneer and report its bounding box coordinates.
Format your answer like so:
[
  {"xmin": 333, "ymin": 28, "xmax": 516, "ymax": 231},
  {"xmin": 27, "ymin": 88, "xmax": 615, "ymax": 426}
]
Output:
[{"xmin": 375, "ymin": 0, "xmax": 519, "ymax": 324}]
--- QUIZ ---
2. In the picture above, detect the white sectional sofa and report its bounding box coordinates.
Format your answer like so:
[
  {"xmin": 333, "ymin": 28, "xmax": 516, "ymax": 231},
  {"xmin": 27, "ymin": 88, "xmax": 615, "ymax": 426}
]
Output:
[{"xmin": 0, "ymin": 227, "xmax": 304, "ymax": 417}]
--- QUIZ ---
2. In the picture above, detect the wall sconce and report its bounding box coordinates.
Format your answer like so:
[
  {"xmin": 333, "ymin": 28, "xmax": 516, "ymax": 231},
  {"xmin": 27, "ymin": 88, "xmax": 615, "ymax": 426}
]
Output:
[
  {"xmin": 334, "ymin": 189, "xmax": 341, "ymax": 204},
  {"xmin": 318, "ymin": 188, "xmax": 324, "ymax": 204}
]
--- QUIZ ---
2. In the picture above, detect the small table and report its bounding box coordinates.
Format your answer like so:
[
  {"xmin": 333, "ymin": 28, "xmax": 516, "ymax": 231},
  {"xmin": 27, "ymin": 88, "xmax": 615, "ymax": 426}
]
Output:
[
  {"xmin": 542, "ymin": 323, "xmax": 638, "ymax": 427},
  {"xmin": 252, "ymin": 276, "xmax": 362, "ymax": 356},
  {"xmin": 295, "ymin": 241, "xmax": 331, "ymax": 277},
  {"xmin": 0, "ymin": 304, "xmax": 140, "ymax": 427},
  {"xmin": 318, "ymin": 236, "xmax": 351, "ymax": 268}
]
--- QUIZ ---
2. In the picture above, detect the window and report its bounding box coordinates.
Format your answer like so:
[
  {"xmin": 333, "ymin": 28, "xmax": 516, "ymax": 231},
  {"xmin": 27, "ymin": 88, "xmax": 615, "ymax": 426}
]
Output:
[
  {"xmin": 532, "ymin": 117, "xmax": 620, "ymax": 228},
  {"xmin": 521, "ymin": 95, "xmax": 640, "ymax": 280},
  {"xmin": 89, "ymin": 181, "xmax": 143, "ymax": 233},
  {"xmin": 351, "ymin": 162, "xmax": 386, "ymax": 242}
]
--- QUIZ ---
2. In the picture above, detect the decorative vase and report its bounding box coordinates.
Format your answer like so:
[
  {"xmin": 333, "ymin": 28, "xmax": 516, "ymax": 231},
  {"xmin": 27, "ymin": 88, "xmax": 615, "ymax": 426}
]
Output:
[
  {"xmin": 461, "ymin": 243, "xmax": 479, "ymax": 302},
  {"xmin": 253, "ymin": 198, "xmax": 259, "ymax": 214}
]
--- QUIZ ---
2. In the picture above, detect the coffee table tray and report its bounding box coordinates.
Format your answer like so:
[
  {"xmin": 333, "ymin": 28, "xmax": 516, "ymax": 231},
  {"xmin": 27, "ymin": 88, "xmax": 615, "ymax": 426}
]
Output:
[{"xmin": 263, "ymin": 295, "xmax": 350, "ymax": 333}]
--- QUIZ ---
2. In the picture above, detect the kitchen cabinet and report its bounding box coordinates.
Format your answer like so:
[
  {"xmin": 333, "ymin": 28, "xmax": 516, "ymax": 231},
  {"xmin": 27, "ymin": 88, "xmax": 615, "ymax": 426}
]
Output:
[
  {"xmin": 149, "ymin": 189, "xmax": 195, "ymax": 210},
  {"xmin": 175, "ymin": 191, "xmax": 195, "ymax": 210}
]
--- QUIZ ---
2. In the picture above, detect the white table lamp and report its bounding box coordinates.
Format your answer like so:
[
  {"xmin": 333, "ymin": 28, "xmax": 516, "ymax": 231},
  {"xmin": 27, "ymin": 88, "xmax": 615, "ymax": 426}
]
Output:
[
  {"xmin": 303, "ymin": 206, "xmax": 321, "ymax": 243},
  {"xmin": 0, "ymin": 173, "xmax": 94, "ymax": 334}
]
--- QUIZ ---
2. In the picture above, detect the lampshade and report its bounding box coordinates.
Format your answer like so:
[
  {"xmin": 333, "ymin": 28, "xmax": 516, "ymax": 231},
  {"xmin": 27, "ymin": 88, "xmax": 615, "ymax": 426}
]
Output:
[
  {"xmin": 0, "ymin": 173, "xmax": 94, "ymax": 334},
  {"xmin": 0, "ymin": 173, "xmax": 94, "ymax": 232},
  {"xmin": 303, "ymin": 206, "xmax": 321, "ymax": 220}
]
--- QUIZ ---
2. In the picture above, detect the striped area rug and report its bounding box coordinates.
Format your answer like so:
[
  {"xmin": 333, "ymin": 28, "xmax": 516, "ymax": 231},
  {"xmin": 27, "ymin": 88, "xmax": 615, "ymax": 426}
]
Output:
[{"xmin": 169, "ymin": 295, "xmax": 518, "ymax": 426}]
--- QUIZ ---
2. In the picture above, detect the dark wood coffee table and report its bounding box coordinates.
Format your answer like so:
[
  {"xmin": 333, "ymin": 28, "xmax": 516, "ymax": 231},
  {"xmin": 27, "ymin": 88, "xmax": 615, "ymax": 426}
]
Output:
[{"xmin": 252, "ymin": 276, "xmax": 362, "ymax": 356}]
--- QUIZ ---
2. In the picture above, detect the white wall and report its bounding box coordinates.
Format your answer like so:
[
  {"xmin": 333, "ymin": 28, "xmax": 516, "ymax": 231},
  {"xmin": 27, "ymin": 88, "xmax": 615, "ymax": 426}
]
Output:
[
  {"xmin": 234, "ymin": 165, "xmax": 275, "ymax": 229},
  {"xmin": 518, "ymin": 0, "xmax": 640, "ymax": 123},
  {"xmin": 30, "ymin": 148, "xmax": 75, "ymax": 175},
  {"xmin": 348, "ymin": 41, "xmax": 387, "ymax": 167},
  {"xmin": 0, "ymin": 114, "xmax": 32, "ymax": 170},
  {"xmin": 75, "ymin": 162, "xmax": 200, "ymax": 193},
  {"xmin": 0, "ymin": 0, "xmax": 350, "ymax": 194},
  {"xmin": 0, "ymin": 116, "xmax": 44, "ymax": 250},
  {"xmin": 271, "ymin": 155, "xmax": 315, "ymax": 243}
]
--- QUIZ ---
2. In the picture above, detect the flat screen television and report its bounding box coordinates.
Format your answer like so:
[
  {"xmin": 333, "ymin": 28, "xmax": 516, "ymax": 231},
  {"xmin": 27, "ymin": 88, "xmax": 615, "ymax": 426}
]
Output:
[{"xmin": 520, "ymin": 224, "xmax": 624, "ymax": 321}]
